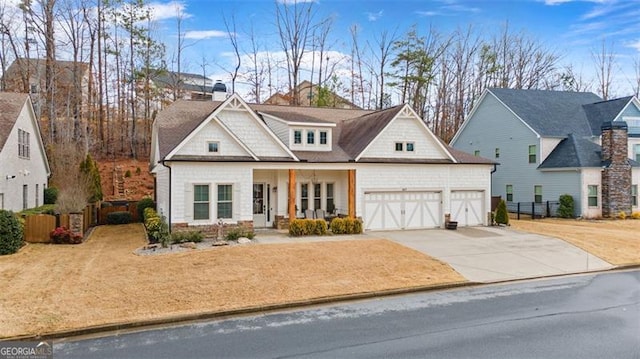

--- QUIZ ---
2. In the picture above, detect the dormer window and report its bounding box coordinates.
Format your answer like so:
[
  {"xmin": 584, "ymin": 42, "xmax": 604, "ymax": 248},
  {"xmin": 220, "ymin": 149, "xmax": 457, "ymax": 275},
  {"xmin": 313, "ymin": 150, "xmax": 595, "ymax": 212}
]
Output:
[
  {"xmin": 294, "ymin": 130, "xmax": 302, "ymax": 144},
  {"xmin": 395, "ymin": 142, "xmax": 403, "ymax": 151},
  {"xmin": 207, "ymin": 141, "xmax": 219, "ymax": 153},
  {"xmin": 307, "ymin": 131, "xmax": 315, "ymax": 144},
  {"xmin": 320, "ymin": 131, "xmax": 327, "ymax": 145},
  {"xmin": 406, "ymin": 142, "xmax": 414, "ymax": 152}
]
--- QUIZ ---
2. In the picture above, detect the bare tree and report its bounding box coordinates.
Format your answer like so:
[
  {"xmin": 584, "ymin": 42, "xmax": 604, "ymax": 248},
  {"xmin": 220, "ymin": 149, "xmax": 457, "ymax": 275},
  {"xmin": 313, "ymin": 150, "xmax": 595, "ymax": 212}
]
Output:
[
  {"xmin": 223, "ymin": 12, "xmax": 240, "ymax": 94},
  {"xmin": 275, "ymin": 0, "xmax": 316, "ymax": 105},
  {"xmin": 592, "ymin": 40, "xmax": 616, "ymax": 100},
  {"xmin": 244, "ymin": 22, "xmax": 266, "ymax": 103},
  {"xmin": 368, "ymin": 29, "xmax": 397, "ymax": 109}
]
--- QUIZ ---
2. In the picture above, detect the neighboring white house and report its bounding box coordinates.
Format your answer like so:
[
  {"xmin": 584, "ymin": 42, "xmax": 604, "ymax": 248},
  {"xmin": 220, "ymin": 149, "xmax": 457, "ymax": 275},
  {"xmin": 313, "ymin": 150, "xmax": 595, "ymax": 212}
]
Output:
[
  {"xmin": 150, "ymin": 94, "xmax": 494, "ymax": 233},
  {"xmin": 0, "ymin": 92, "xmax": 51, "ymax": 211}
]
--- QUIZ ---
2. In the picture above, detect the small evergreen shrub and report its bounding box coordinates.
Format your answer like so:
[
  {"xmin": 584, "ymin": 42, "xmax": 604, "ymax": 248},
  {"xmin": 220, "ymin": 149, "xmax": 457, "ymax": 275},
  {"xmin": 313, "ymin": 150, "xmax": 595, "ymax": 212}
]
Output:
[
  {"xmin": 137, "ymin": 197, "xmax": 155, "ymax": 222},
  {"xmin": 171, "ymin": 230, "xmax": 204, "ymax": 244},
  {"xmin": 314, "ymin": 219, "xmax": 328, "ymax": 235},
  {"xmin": 106, "ymin": 211, "xmax": 132, "ymax": 225},
  {"xmin": 557, "ymin": 194, "xmax": 575, "ymax": 218},
  {"xmin": 495, "ymin": 199, "xmax": 509, "ymax": 225},
  {"xmin": 0, "ymin": 210, "xmax": 24, "ymax": 255},
  {"xmin": 50, "ymin": 226, "xmax": 83, "ymax": 244},
  {"xmin": 19, "ymin": 204, "xmax": 56, "ymax": 216},
  {"xmin": 225, "ymin": 227, "xmax": 255, "ymax": 241},
  {"xmin": 135, "ymin": 167, "xmax": 141, "ymax": 176},
  {"xmin": 43, "ymin": 187, "xmax": 58, "ymax": 205},
  {"xmin": 617, "ymin": 211, "xmax": 627, "ymax": 220},
  {"xmin": 124, "ymin": 169, "xmax": 132, "ymax": 178},
  {"xmin": 632, "ymin": 211, "xmax": 640, "ymax": 219},
  {"xmin": 330, "ymin": 218, "xmax": 363, "ymax": 234}
]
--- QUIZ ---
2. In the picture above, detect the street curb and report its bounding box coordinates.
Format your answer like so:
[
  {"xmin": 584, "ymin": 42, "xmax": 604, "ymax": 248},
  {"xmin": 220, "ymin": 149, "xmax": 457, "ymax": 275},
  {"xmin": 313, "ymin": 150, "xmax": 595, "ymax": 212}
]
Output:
[
  {"xmin": 5, "ymin": 266, "xmax": 638, "ymax": 342},
  {"xmin": 5, "ymin": 281, "xmax": 472, "ymax": 341}
]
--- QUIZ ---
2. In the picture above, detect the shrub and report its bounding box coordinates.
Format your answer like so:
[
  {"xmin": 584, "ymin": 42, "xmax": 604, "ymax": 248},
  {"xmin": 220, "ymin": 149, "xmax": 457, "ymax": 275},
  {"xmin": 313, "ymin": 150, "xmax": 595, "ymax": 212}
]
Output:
[
  {"xmin": 632, "ymin": 211, "xmax": 640, "ymax": 219},
  {"xmin": 124, "ymin": 169, "xmax": 132, "ymax": 178},
  {"xmin": 106, "ymin": 211, "xmax": 132, "ymax": 225},
  {"xmin": 289, "ymin": 219, "xmax": 314, "ymax": 236},
  {"xmin": 225, "ymin": 227, "xmax": 255, "ymax": 241},
  {"xmin": 330, "ymin": 218, "xmax": 363, "ymax": 234},
  {"xmin": 135, "ymin": 167, "xmax": 141, "ymax": 176},
  {"xmin": 0, "ymin": 210, "xmax": 24, "ymax": 255},
  {"xmin": 557, "ymin": 194, "xmax": 575, "ymax": 218},
  {"xmin": 143, "ymin": 207, "xmax": 157, "ymax": 222},
  {"xmin": 44, "ymin": 187, "xmax": 58, "ymax": 205},
  {"xmin": 19, "ymin": 204, "xmax": 56, "ymax": 216},
  {"xmin": 143, "ymin": 208, "xmax": 169, "ymax": 246},
  {"xmin": 314, "ymin": 219, "xmax": 328, "ymax": 235},
  {"xmin": 617, "ymin": 211, "xmax": 627, "ymax": 220},
  {"xmin": 171, "ymin": 230, "xmax": 204, "ymax": 244},
  {"xmin": 79, "ymin": 154, "xmax": 103, "ymax": 202},
  {"xmin": 137, "ymin": 197, "xmax": 155, "ymax": 222},
  {"xmin": 495, "ymin": 199, "xmax": 509, "ymax": 225},
  {"xmin": 50, "ymin": 226, "xmax": 83, "ymax": 244}
]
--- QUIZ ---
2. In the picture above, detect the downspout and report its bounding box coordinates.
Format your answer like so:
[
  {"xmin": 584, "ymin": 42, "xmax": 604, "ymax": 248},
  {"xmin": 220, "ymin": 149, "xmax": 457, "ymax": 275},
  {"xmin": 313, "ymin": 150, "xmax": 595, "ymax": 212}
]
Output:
[{"xmin": 161, "ymin": 159, "xmax": 172, "ymax": 233}]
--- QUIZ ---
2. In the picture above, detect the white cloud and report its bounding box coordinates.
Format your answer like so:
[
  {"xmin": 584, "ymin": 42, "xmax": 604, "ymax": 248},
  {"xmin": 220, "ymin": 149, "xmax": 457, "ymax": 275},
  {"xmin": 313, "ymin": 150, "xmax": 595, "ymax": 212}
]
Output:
[
  {"xmin": 366, "ymin": 10, "xmax": 383, "ymax": 21},
  {"xmin": 147, "ymin": 1, "xmax": 190, "ymax": 21},
  {"xmin": 627, "ymin": 40, "xmax": 640, "ymax": 52},
  {"xmin": 415, "ymin": 10, "xmax": 441, "ymax": 17},
  {"xmin": 184, "ymin": 30, "xmax": 228, "ymax": 40}
]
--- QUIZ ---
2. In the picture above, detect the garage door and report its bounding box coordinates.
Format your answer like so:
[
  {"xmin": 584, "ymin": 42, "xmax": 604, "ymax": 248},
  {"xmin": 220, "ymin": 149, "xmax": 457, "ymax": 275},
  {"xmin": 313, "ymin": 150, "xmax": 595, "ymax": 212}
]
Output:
[
  {"xmin": 363, "ymin": 191, "xmax": 442, "ymax": 231},
  {"xmin": 450, "ymin": 190, "xmax": 485, "ymax": 227}
]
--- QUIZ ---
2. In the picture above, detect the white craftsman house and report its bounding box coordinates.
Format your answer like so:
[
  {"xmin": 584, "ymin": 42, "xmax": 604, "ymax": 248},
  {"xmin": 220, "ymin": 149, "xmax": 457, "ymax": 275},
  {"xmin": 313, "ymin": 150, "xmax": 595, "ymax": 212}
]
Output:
[
  {"xmin": 0, "ymin": 92, "xmax": 51, "ymax": 211},
  {"xmin": 150, "ymin": 93, "xmax": 494, "ymax": 233}
]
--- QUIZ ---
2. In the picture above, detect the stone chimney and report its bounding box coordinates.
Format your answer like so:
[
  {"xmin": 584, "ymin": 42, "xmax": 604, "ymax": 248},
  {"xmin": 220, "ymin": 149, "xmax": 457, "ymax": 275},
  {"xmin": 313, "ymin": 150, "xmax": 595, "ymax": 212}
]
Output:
[{"xmin": 601, "ymin": 121, "xmax": 632, "ymax": 218}]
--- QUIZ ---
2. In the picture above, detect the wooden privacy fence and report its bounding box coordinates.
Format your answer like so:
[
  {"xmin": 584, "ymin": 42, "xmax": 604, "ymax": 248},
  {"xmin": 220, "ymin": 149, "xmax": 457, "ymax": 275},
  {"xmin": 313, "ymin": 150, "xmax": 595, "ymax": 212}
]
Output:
[
  {"xmin": 22, "ymin": 203, "xmax": 98, "ymax": 243},
  {"xmin": 24, "ymin": 214, "xmax": 56, "ymax": 243},
  {"xmin": 97, "ymin": 202, "xmax": 138, "ymax": 224}
]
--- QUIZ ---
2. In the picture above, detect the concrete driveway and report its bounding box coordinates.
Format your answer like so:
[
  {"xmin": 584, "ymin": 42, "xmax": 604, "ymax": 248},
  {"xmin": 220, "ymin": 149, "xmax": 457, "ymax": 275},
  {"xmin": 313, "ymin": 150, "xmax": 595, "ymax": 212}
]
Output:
[{"xmin": 372, "ymin": 226, "xmax": 613, "ymax": 283}]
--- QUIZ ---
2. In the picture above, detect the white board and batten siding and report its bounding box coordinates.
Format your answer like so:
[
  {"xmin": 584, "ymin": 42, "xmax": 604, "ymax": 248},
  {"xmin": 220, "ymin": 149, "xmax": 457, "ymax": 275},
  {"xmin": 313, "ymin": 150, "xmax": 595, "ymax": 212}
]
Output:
[{"xmin": 357, "ymin": 164, "xmax": 491, "ymax": 230}]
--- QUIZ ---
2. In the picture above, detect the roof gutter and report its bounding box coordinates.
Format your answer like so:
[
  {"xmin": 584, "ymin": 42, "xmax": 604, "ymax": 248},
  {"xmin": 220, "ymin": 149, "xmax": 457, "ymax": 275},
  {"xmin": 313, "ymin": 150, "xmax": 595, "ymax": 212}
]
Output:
[{"xmin": 160, "ymin": 159, "xmax": 172, "ymax": 233}]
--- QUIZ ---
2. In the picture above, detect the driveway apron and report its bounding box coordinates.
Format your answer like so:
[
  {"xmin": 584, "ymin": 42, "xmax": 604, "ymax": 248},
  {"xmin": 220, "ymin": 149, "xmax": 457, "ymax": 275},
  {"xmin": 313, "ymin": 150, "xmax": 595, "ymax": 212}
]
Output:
[{"xmin": 373, "ymin": 227, "xmax": 613, "ymax": 283}]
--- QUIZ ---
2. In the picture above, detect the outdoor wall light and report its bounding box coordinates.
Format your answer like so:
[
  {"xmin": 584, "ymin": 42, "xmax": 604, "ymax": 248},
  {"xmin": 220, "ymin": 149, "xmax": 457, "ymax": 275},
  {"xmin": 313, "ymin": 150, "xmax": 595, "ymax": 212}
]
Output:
[{"xmin": 5, "ymin": 175, "xmax": 16, "ymax": 180}]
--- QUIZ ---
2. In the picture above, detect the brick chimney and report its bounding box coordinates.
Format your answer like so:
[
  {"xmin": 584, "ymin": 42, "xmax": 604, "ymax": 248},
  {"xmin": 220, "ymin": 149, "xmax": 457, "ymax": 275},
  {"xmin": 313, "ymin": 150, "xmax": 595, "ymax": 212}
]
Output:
[{"xmin": 601, "ymin": 121, "xmax": 632, "ymax": 218}]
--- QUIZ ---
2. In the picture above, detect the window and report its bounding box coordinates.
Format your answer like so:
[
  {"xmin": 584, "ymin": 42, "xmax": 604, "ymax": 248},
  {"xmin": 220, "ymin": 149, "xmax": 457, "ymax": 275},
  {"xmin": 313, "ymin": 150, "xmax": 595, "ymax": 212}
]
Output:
[
  {"xmin": 406, "ymin": 142, "xmax": 415, "ymax": 152},
  {"xmin": 300, "ymin": 184, "xmax": 309, "ymax": 212},
  {"xmin": 634, "ymin": 144, "xmax": 640, "ymax": 162},
  {"xmin": 23, "ymin": 185, "xmax": 28, "ymax": 210},
  {"xmin": 207, "ymin": 141, "xmax": 219, "ymax": 153},
  {"xmin": 320, "ymin": 131, "xmax": 328, "ymax": 145},
  {"xmin": 474, "ymin": 150, "xmax": 480, "ymax": 157},
  {"xmin": 294, "ymin": 130, "xmax": 302, "ymax": 144},
  {"xmin": 193, "ymin": 185, "xmax": 210, "ymax": 220},
  {"xmin": 534, "ymin": 185, "xmax": 542, "ymax": 204},
  {"xmin": 217, "ymin": 184, "xmax": 233, "ymax": 219},
  {"xmin": 495, "ymin": 148, "xmax": 500, "ymax": 159},
  {"xmin": 506, "ymin": 185, "xmax": 513, "ymax": 202},
  {"xmin": 35, "ymin": 184, "xmax": 39, "ymax": 207},
  {"xmin": 395, "ymin": 142, "xmax": 403, "ymax": 151},
  {"xmin": 588, "ymin": 185, "xmax": 598, "ymax": 207},
  {"xmin": 18, "ymin": 129, "xmax": 30, "ymax": 159},
  {"xmin": 307, "ymin": 131, "xmax": 315, "ymax": 144},
  {"xmin": 632, "ymin": 185, "xmax": 638, "ymax": 207},
  {"xmin": 528, "ymin": 145, "xmax": 536, "ymax": 163},
  {"xmin": 314, "ymin": 183, "xmax": 321, "ymax": 209},
  {"xmin": 326, "ymin": 183, "xmax": 334, "ymax": 212}
]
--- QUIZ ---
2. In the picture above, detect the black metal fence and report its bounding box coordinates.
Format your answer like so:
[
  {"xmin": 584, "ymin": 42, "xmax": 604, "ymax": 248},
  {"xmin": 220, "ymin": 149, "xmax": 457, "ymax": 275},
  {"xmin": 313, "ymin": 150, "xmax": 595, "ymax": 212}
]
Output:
[{"xmin": 507, "ymin": 201, "xmax": 560, "ymax": 219}]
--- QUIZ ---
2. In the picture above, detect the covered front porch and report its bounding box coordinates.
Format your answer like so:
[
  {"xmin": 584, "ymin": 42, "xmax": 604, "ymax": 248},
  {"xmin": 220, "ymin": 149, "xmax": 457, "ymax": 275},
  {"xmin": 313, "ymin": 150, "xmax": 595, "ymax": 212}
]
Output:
[{"xmin": 252, "ymin": 169, "xmax": 356, "ymax": 229}]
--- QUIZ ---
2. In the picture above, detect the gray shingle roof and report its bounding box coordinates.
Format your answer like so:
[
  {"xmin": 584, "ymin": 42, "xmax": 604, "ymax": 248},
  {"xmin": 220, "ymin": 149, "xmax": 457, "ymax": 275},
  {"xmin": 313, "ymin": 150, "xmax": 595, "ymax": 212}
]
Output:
[
  {"xmin": 489, "ymin": 88, "xmax": 602, "ymax": 137},
  {"xmin": 538, "ymin": 134, "xmax": 603, "ymax": 169},
  {"xmin": 155, "ymin": 98, "xmax": 492, "ymax": 165},
  {"xmin": 0, "ymin": 92, "xmax": 29, "ymax": 153},
  {"xmin": 583, "ymin": 96, "xmax": 633, "ymax": 136}
]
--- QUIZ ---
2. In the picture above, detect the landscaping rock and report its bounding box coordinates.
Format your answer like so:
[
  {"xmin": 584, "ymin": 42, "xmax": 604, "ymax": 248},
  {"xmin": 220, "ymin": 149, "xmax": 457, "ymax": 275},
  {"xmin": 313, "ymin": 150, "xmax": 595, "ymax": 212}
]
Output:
[
  {"xmin": 238, "ymin": 237, "xmax": 251, "ymax": 244},
  {"xmin": 212, "ymin": 240, "xmax": 229, "ymax": 246},
  {"xmin": 179, "ymin": 242, "xmax": 197, "ymax": 249}
]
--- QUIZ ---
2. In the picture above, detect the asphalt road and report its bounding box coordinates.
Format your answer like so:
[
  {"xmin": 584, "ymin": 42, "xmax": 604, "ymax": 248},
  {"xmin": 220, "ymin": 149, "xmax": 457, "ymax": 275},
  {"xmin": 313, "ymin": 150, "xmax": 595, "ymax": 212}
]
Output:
[{"xmin": 55, "ymin": 270, "xmax": 640, "ymax": 359}]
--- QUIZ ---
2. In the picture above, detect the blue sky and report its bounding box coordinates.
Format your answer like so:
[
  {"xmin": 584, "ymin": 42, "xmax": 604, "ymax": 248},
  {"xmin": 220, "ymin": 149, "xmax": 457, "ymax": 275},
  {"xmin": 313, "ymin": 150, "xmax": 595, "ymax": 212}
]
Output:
[{"xmin": 147, "ymin": 0, "xmax": 639, "ymax": 98}]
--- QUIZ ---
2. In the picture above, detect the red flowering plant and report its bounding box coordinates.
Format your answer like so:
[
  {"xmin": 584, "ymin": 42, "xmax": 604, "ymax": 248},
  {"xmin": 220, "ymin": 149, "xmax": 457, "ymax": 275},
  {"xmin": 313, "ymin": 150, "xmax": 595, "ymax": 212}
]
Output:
[{"xmin": 50, "ymin": 226, "xmax": 83, "ymax": 244}]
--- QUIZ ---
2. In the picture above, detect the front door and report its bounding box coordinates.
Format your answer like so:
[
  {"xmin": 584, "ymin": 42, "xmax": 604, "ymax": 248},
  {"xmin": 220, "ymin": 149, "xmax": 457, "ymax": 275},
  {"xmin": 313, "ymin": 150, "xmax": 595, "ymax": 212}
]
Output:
[{"xmin": 253, "ymin": 183, "xmax": 267, "ymax": 228}]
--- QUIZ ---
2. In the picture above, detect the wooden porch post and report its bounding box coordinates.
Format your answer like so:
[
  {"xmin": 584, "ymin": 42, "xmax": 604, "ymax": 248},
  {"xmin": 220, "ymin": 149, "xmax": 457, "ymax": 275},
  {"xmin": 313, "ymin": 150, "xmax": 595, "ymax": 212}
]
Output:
[
  {"xmin": 348, "ymin": 169, "xmax": 355, "ymax": 218},
  {"xmin": 288, "ymin": 169, "xmax": 296, "ymax": 220}
]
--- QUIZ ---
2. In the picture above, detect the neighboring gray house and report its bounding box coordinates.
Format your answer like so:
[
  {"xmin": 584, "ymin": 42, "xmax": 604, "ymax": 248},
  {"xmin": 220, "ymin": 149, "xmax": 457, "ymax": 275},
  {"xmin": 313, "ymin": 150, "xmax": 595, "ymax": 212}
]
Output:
[{"xmin": 450, "ymin": 88, "xmax": 640, "ymax": 218}]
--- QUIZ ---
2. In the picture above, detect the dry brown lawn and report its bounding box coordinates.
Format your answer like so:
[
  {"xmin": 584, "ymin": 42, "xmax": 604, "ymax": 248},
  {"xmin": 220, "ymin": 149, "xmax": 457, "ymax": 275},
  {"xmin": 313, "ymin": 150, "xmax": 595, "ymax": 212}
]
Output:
[
  {"xmin": 0, "ymin": 224, "xmax": 464, "ymax": 338},
  {"xmin": 511, "ymin": 218, "xmax": 640, "ymax": 266}
]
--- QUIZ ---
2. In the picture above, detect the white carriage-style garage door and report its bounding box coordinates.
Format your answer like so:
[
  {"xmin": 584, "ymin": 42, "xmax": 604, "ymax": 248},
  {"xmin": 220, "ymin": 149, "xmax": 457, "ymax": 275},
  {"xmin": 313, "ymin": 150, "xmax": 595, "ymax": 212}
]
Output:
[
  {"xmin": 450, "ymin": 190, "xmax": 485, "ymax": 227},
  {"xmin": 363, "ymin": 191, "xmax": 442, "ymax": 231}
]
